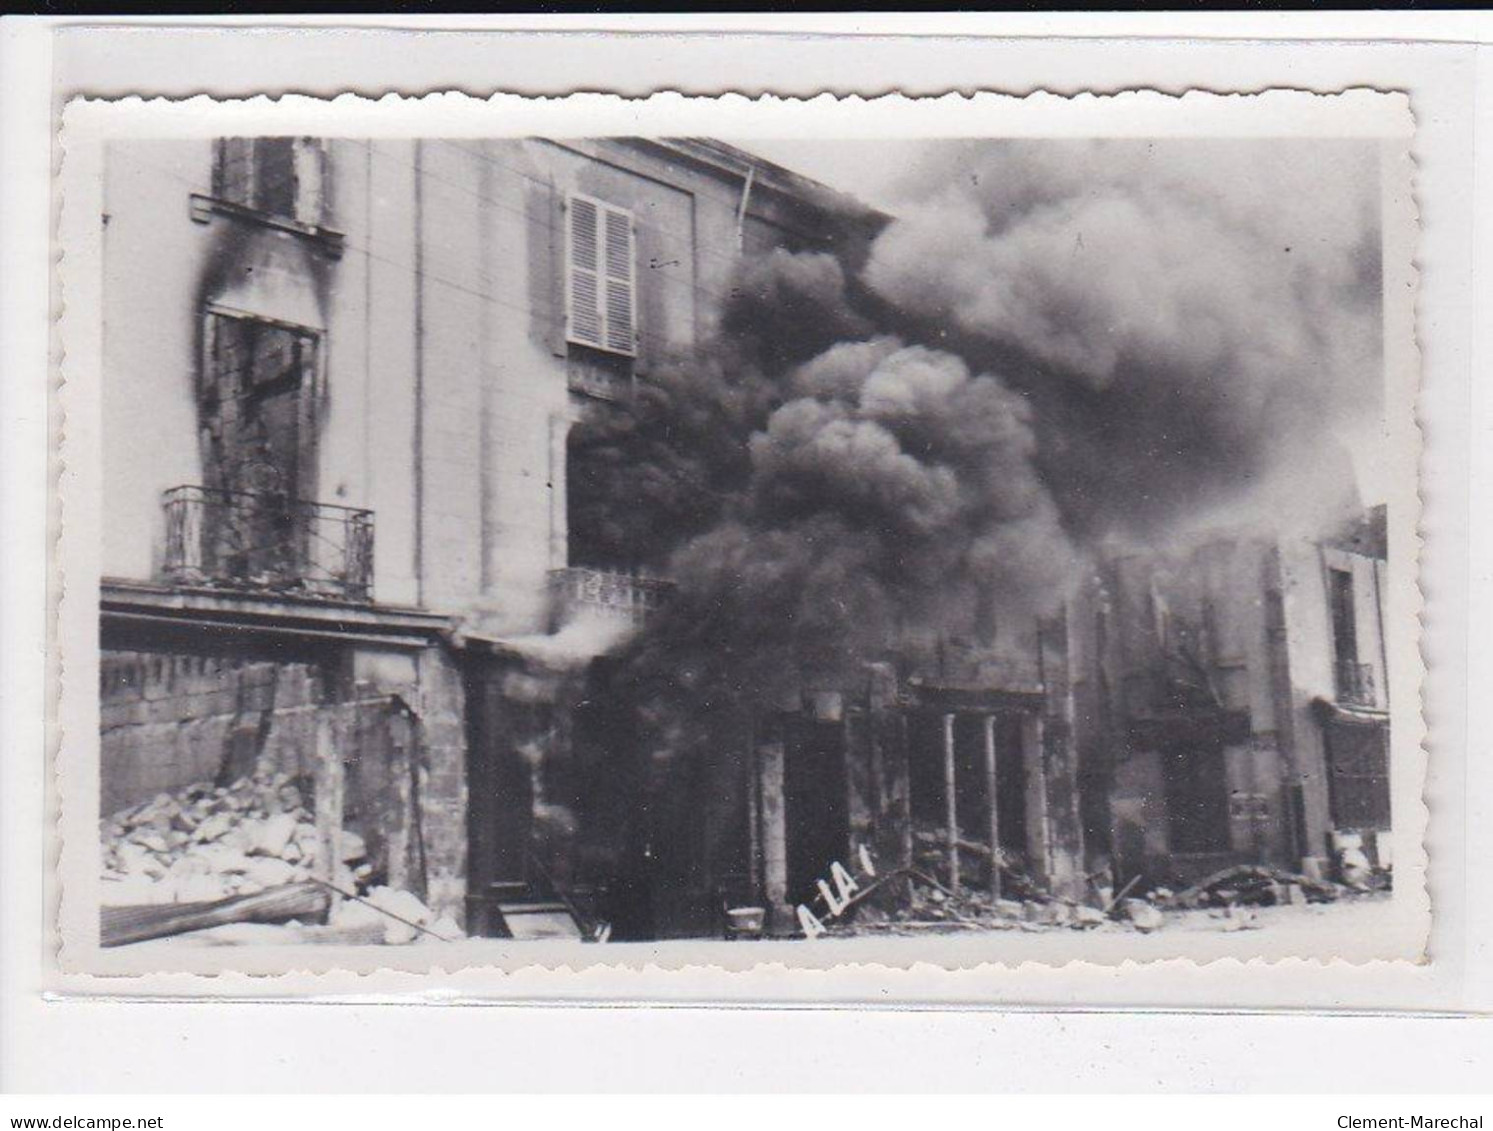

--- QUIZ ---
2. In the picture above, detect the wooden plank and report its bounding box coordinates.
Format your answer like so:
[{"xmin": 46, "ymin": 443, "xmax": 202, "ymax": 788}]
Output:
[{"xmin": 101, "ymin": 882, "xmax": 328, "ymax": 948}]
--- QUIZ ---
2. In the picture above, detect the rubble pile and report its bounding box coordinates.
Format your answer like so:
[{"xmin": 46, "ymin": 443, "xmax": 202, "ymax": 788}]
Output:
[
  {"xmin": 1160, "ymin": 864, "xmax": 1343, "ymax": 911},
  {"xmin": 831, "ymin": 875, "xmax": 1114, "ymax": 937},
  {"xmin": 99, "ymin": 765, "xmax": 368, "ymax": 907},
  {"xmin": 328, "ymin": 885, "xmax": 462, "ymax": 945},
  {"xmin": 911, "ymin": 826, "xmax": 1043, "ymax": 901}
]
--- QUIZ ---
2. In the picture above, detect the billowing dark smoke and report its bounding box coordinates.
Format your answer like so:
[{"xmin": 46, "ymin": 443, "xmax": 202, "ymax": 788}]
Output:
[
  {"xmin": 863, "ymin": 137, "xmax": 1383, "ymax": 539},
  {"xmin": 575, "ymin": 137, "xmax": 1383, "ymax": 728}
]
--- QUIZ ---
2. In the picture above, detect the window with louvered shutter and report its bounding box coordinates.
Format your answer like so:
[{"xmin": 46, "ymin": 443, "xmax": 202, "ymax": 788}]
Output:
[
  {"xmin": 214, "ymin": 139, "xmax": 254, "ymax": 206},
  {"xmin": 566, "ymin": 193, "xmax": 636, "ymax": 357},
  {"xmin": 212, "ymin": 137, "xmax": 327, "ymax": 226}
]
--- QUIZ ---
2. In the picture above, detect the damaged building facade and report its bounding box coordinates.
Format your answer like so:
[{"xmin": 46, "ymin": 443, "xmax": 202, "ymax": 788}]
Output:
[
  {"xmin": 97, "ymin": 134, "xmax": 1385, "ymax": 941},
  {"xmin": 1070, "ymin": 507, "xmax": 1391, "ymax": 892}
]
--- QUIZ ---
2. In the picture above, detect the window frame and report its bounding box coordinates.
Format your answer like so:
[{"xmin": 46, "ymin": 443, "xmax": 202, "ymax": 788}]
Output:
[
  {"xmin": 564, "ymin": 191, "xmax": 639, "ymax": 359},
  {"xmin": 212, "ymin": 137, "xmax": 328, "ymax": 228},
  {"xmin": 199, "ymin": 304, "xmax": 325, "ymax": 500}
]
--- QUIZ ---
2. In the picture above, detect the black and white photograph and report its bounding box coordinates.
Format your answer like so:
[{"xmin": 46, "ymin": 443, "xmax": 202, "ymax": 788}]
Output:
[{"xmin": 52, "ymin": 91, "xmax": 1422, "ymax": 975}]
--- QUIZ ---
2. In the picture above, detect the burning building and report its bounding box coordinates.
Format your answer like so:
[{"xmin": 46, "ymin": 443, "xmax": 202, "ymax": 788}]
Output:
[
  {"xmin": 1071, "ymin": 507, "xmax": 1391, "ymax": 894},
  {"xmin": 96, "ymin": 133, "xmax": 1389, "ymax": 942}
]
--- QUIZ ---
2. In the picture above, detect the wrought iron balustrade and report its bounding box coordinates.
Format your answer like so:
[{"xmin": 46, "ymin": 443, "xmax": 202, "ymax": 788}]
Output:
[
  {"xmin": 1334, "ymin": 659, "xmax": 1378, "ymax": 708},
  {"xmin": 548, "ymin": 566, "xmax": 674, "ymax": 630},
  {"xmin": 162, "ymin": 485, "xmax": 374, "ymax": 602}
]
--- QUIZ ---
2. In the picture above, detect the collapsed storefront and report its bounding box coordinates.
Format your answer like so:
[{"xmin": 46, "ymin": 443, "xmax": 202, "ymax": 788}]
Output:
[{"xmin": 458, "ymin": 605, "xmax": 1088, "ymax": 941}]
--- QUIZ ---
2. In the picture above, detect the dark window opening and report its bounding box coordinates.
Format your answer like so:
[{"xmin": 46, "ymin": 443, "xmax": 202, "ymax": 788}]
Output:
[
  {"xmin": 993, "ymin": 717, "xmax": 1029, "ymax": 856},
  {"xmin": 783, "ymin": 718, "xmax": 850, "ymax": 909},
  {"xmin": 907, "ymin": 712, "xmax": 947, "ymax": 829},
  {"xmin": 565, "ymin": 403, "xmax": 643, "ymax": 572},
  {"xmin": 213, "ymin": 137, "xmax": 325, "ymax": 226},
  {"xmin": 1329, "ymin": 568, "xmax": 1358, "ymax": 666},
  {"xmin": 203, "ymin": 312, "xmax": 319, "ymax": 500},
  {"xmin": 1326, "ymin": 722, "xmax": 1391, "ymax": 829},
  {"xmin": 187, "ymin": 311, "xmax": 325, "ymax": 590},
  {"xmin": 908, "ymin": 713, "xmax": 1028, "ymax": 849},
  {"xmin": 1161, "ymin": 742, "xmax": 1231, "ymax": 854}
]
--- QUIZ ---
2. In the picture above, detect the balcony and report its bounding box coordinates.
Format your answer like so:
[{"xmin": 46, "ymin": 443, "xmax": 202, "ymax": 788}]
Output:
[
  {"xmin": 548, "ymin": 567, "xmax": 674, "ymax": 631},
  {"xmin": 1335, "ymin": 659, "xmax": 1378, "ymax": 709},
  {"xmin": 162, "ymin": 485, "xmax": 374, "ymax": 602}
]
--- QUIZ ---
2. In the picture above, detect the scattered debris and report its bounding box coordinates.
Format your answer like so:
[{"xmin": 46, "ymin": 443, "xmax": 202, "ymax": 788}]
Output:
[
  {"xmin": 827, "ymin": 864, "xmax": 1116, "ymax": 937},
  {"xmin": 1162, "ymin": 864, "xmax": 1342, "ymax": 910},
  {"xmin": 325, "ymin": 883, "xmax": 457, "ymax": 945},
  {"xmin": 99, "ymin": 764, "xmax": 453, "ymax": 946},
  {"xmin": 100, "ymin": 765, "xmax": 351, "ymax": 906},
  {"xmin": 1121, "ymin": 897, "xmax": 1165, "ymax": 933},
  {"xmin": 911, "ymin": 827, "xmax": 1043, "ymax": 901}
]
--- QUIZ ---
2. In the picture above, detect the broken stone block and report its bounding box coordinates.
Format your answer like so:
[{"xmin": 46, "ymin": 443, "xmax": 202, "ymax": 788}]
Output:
[
  {"xmin": 361, "ymin": 886, "xmax": 435, "ymax": 945},
  {"xmin": 253, "ymin": 813, "xmax": 298, "ymax": 858},
  {"xmin": 193, "ymin": 843, "xmax": 254, "ymax": 874},
  {"xmin": 421, "ymin": 915, "xmax": 461, "ymax": 943},
  {"xmin": 132, "ymin": 832, "xmax": 170, "ymax": 855},
  {"xmin": 242, "ymin": 857, "xmax": 299, "ymax": 888},
  {"xmin": 339, "ymin": 830, "xmax": 368, "ymax": 863},
  {"xmin": 1122, "ymin": 898, "xmax": 1164, "ymax": 933},
  {"xmin": 1044, "ymin": 902, "xmax": 1073, "ymax": 927},
  {"xmin": 329, "ymin": 896, "xmax": 385, "ymax": 932},
  {"xmin": 277, "ymin": 784, "xmax": 305, "ymax": 812},
  {"xmin": 1073, "ymin": 905, "xmax": 1106, "ymax": 928},
  {"xmin": 192, "ymin": 812, "xmax": 234, "ymax": 843}
]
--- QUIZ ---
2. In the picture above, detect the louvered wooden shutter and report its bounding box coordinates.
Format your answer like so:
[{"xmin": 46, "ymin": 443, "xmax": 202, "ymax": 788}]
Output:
[
  {"xmin": 602, "ymin": 207, "xmax": 635, "ymax": 354},
  {"xmin": 566, "ymin": 194, "xmax": 636, "ymax": 357},
  {"xmin": 215, "ymin": 139, "xmax": 254, "ymax": 205}
]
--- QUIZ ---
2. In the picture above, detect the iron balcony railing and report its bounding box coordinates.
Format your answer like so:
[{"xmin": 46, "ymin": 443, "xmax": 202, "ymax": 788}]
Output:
[
  {"xmin": 548, "ymin": 566, "xmax": 674, "ymax": 630},
  {"xmin": 1335, "ymin": 659, "xmax": 1378, "ymax": 709},
  {"xmin": 162, "ymin": 485, "xmax": 374, "ymax": 602}
]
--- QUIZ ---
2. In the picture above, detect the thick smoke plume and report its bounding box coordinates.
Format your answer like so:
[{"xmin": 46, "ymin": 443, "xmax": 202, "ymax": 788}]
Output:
[
  {"xmin": 864, "ymin": 138, "xmax": 1383, "ymax": 541},
  {"xmin": 574, "ymin": 138, "xmax": 1384, "ymax": 728}
]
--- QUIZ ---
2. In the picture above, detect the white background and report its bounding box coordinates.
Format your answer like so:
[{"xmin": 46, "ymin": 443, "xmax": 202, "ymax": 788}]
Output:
[{"xmin": 2, "ymin": 13, "xmax": 1490, "ymax": 1093}]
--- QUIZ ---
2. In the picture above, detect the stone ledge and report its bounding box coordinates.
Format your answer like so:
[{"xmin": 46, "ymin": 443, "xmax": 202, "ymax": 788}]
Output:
[{"xmin": 101, "ymin": 578, "xmax": 454, "ymax": 651}]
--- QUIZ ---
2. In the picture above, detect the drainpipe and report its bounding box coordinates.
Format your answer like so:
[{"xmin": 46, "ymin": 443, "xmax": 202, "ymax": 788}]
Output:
[
  {"xmin": 412, "ymin": 139, "xmax": 425, "ymax": 606},
  {"xmin": 734, "ymin": 164, "xmax": 756, "ymax": 253}
]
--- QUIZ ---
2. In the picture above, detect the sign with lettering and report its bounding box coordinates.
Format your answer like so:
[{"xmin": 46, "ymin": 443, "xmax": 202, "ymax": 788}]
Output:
[{"xmin": 796, "ymin": 844, "xmax": 877, "ymax": 939}]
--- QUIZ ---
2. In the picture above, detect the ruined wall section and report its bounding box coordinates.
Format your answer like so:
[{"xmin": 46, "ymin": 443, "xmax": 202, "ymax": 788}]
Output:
[
  {"xmin": 1076, "ymin": 532, "xmax": 1312, "ymax": 886},
  {"xmin": 100, "ymin": 651, "xmax": 328, "ymax": 817}
]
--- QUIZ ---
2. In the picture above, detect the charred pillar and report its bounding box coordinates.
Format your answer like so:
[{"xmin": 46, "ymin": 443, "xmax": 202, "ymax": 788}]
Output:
[
  {"xmin": 756, "ymin": 721, "xmax": 791, "ymax": 931},
  {"xmin": 982, "ymin": 713, "xmax": 1001, "ymax": 900},
  {"xmin": 1020, "ymin": 712, "xmax": 1050, "ymax": 885},
  {"xmin": 1039, "ymin": 610, "xmax": 1086, "ymax": 901},
  {"xmin": 865, "ymin": 663, "xmax": 911, "ymax": 890},
  {"xmin": 312, "ymin": 711, "xmax": 346, "ymax": 912},
  {"xmin": 942, "ymin": 712, "xmax": 959, "ymax": 892},
  {"xmin": 844, "ymin": 706, "xmax": 876, "ymax": 864}
]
